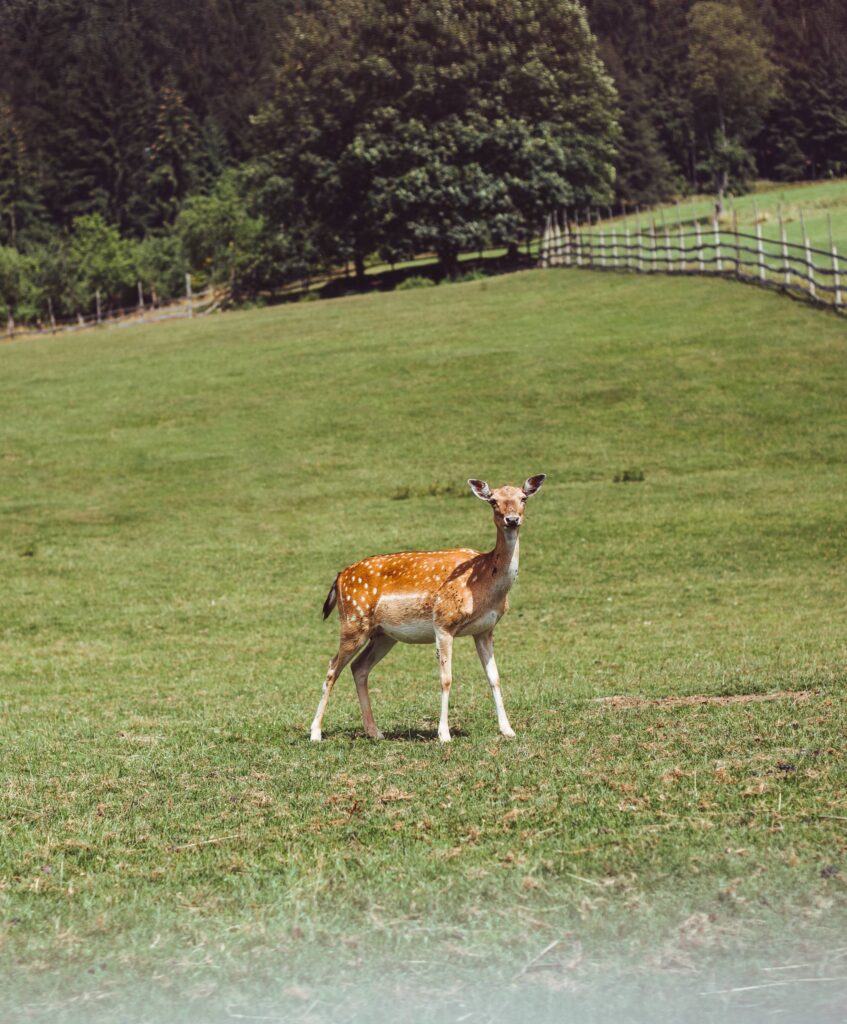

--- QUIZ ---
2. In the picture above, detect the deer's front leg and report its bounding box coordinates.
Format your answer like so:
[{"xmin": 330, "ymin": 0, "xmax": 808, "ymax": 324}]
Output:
[
  {"xmin": 474, "ymin": 631, "xmax": 515, "ymax": 738},
  {"xmin": 435, "ymin": 629, "xmax": 454, "ymax": 743}
]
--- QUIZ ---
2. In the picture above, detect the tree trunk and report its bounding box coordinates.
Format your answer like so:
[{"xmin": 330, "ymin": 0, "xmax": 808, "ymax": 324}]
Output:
[
  {"xmin": 715, "ymin": 168, "xmax": 728, "ymax": 217},
  {"xmin": 354, "ymin": 252, "xmax": 366, "ymax": 281},
  {"xmin": 439, "ymin": 246, "xmax": 459, "ymax": 279}
]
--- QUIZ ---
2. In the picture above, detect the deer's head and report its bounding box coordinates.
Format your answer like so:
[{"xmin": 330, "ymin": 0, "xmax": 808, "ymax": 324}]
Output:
[{"xmin": 468, "ymin": 475, "xmax": 546, "ymax": 532}]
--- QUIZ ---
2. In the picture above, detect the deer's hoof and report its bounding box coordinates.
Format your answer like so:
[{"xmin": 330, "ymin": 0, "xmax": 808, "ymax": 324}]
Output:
[
  {"xmin": 501, "ymin": 727, "xmax": 516, "ymax": 739},
  {"xmin": 366, "ymin": 729, "xmax": 384, "ymax": 741},
  {"xmin": 438, "ymin": 731, "xmax": 452, "ymax": 744},
  {"xmin": 310, "ymin": 730, "xmax": 322, "ymax": 742}
]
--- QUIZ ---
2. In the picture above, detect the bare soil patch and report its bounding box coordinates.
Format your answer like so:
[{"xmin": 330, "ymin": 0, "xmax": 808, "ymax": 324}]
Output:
[{"xmin": 595, "ymin": 690, "xmax": 818, "ymax": 710}]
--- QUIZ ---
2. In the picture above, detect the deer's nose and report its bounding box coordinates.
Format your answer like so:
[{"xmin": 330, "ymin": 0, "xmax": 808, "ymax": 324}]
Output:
[{"xmin": 504, "ymin": 515, "xmax": 521, "ymax": 528}]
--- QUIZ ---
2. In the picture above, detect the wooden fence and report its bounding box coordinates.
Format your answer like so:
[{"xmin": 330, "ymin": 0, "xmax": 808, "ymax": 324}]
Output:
[
  {"xmin": 539, "ymin": 210, "xmax": 844, "ymax": 313},
  {"xmin": 3, "ymin": 274, "xmax": 218, "ymax": 342}
]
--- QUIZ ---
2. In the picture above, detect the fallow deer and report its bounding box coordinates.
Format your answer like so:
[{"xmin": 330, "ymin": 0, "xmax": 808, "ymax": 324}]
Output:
[{"xmin": 310, "ymin": 475, "xmax": 546, "ymax": 742}]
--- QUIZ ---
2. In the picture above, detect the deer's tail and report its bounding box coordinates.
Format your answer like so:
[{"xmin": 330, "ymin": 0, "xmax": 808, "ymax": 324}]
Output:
[{"xmin": 322, "ymin": 574, "xmax": 339, "ymax": 620}]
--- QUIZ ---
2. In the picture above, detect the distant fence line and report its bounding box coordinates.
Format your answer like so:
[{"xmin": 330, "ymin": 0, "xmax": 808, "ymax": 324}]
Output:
[
  {"xmin": 6, "ymin": 209, "xmax": 845, "ymax": 342},
  {"xmin": 3, "ymin": 273, "xmax": 218, "ymax": 342},
  {"xmin": 538, "ymin": 208, "xmax": 845, "ymax": 313}
]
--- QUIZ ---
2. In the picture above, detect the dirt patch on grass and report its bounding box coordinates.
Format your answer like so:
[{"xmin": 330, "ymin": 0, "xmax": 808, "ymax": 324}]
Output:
[{"xmin": 595, "ymin": 689, "xmax": 818, "ymax": 710}]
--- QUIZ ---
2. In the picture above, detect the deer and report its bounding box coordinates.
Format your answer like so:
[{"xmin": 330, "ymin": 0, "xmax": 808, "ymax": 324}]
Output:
[{"xmin": 310, "ymin": 475, "xmax": 546, "ymax": 743}]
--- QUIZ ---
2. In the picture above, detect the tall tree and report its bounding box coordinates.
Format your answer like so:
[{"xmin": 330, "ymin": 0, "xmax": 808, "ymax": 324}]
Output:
[
  {"xmin": 142, "ymin": 84, "xmax": 201, "ymax": 230},
  {"xmin": 0, "ymin": 98, "xmax": 45, "ymax": 248},
  {"xmin": 253, "ymin": 0, "xmax": 619, "ymax": 277},
  {"xmin": 687, "ymin": 0, "xmax": 779, "ymax": 207}
]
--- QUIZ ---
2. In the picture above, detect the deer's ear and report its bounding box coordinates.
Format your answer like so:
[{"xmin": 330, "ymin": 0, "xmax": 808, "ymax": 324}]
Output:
[
  {"xmin": 468, "ymin": 479, "xmax": 492, "ymax": 501},
  {"xmin": 522, "ymin": 474, "xmax": 546, "ymax": 497}
]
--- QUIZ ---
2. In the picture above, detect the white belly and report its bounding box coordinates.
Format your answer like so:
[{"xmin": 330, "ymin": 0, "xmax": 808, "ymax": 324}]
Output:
[
  {"xmin": 381, "ymin": 618, "xmax": 437, "ymax": 644},
  {"xmin": 457, "ymin": 608, "xmax": 501, "ymax": 637}
]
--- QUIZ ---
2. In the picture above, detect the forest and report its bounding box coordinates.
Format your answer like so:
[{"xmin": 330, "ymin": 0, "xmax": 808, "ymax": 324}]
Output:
[{"xmin": 0, "ymin": 0, "xmax": 845, "ymax": 323}]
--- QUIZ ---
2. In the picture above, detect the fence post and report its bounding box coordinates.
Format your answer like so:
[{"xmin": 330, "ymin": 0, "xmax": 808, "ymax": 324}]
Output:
[
  {"xmin": 651, "ymin": 219, "xmax": 658, "ymax": 273},
  {"xmin": 186, "ymin": 273, "xmax": 194, "ymax": 318},
  {"xmin": 556, "ymin": 212, "xmax": 564, "ymax": 267},
  {"xmin": 732, "ymin": 209, "xmax": 741, "ymax": 277},
  {"xmin": 753, "ymin": 201, "xmax": 765, "ymax": 282},
  {"xmin": 624, "ymin": 224, "xmax": 631, "ymax": 270},
  {"xmin": 95, "ymin": 289, "xmax": 102, "ymax": 324},
  {"xmin": 48, "ymin": 297, "xmax": 57, "ymax": 334},
  {"xmin": 713, "ymin": 217, "xmax": 722, "ymax": 273},
  {"xmin": 801, "ymin": 211, "xmax": 816, "ymax": 300},
  {"xmin": 546, "ymin": 213, "xmax": 553, "ymax": 267},
  {"xmin": 547, "ymin": 213, "xmax": 556, "ymax": 267},
  {"xmin": 695, "ymin": 218, "xmax": 704, "ymax": 272},
  {"xmin": 778, "ymin": 207, "xmax": 790, "ymax": 288},
  {"xmin": 676, "ymin": 202, "xmax": 685, "ymax": 272},
  {"xmin": 551, "ymin": 213, "xmax": 559, "ymax": 268},
  {"xmin": 574, "ymin": 212, "xmax": 582, "ymax": 267},
  {"xmin": 563, "ymin": 213, "xmax": 571, "ymax": 267},
  {"xmin": 659, "ymin": 208, "xmax": 668, "ymax": 272},
  {"xmin": 830, "ymin": 214, "xmax": 842, "ymax": 309},
  {"xmin": 587, "ymin": 211, "xmax": 594, "ymax": 267},
  {"xmin": 6, "ymin": 314, "xmax": 14, "ymax": 340},
  {"xmin": 635, "ymin": 208, "xmax": 643, "ymax": 272}
]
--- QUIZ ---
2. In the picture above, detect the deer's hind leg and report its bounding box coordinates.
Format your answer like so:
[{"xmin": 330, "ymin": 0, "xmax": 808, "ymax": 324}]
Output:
[
  {"xmin": 351, "ymin": 633, "xmax": 396, "ymax": 740},
  {"xmin": 310, "ymin": 623, "xmax": 369, "ymax": 742}
]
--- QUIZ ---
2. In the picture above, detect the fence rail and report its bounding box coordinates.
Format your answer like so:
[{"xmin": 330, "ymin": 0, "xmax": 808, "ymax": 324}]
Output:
[
  {"xmin": 3, "ymin": 274, "xmax": 219, "ymax": 342},
  {"xmin": 539, "ymin": 211, "xmax": 844, "ymax": 311}
]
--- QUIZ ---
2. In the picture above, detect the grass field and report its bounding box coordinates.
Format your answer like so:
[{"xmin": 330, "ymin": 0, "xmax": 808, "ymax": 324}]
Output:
[{"xmin": 2, "ymin": 268, "xmax": 846, "ymax": 1021}]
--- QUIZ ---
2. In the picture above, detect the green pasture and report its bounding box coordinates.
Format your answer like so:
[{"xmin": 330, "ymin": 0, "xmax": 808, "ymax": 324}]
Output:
[
  {"xmin": 1, "ymin": 268, "xmax": 846, "ymax": 1019},
  {"xmin": 611, "ymin": 177, "xmax": 847, "ymax": 256}
]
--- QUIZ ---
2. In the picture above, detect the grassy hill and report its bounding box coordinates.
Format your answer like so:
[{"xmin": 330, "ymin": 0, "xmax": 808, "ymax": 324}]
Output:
[{"xmin": 1, "ymin": 269, "xmax": 845, "ymax": 1021}]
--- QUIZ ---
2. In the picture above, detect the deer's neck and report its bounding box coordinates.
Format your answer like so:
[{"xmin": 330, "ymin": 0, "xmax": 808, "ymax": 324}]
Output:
[{"xmin": 487, "ymin": 527, "xmax": 520, "ymax": 593}]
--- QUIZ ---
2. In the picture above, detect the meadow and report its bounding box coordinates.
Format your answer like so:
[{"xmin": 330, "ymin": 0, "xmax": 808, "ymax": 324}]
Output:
[{"xmin": 1, "ymin": 267, "xmax": 846, "ymax": 1021}]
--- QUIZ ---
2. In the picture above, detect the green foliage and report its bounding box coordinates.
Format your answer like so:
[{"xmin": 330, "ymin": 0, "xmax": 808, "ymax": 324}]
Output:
[
  {"xmin": 697, "ymin": 130, "xmax": 757, "ymax": 202},
  {"xmin": 687, "ymin": 1, "xmax": 779, "ymax": 138},
  {"xmin": 449, "ymin": 270, "xmax": 488, "ymax": 284},
  {"xmin": 174, "ymin": 171, "xmax": 270, "ymax": 297},
  {"xmin": 67, "ymin": 213, "xmax": 137, "ymax": 308},
  {"xmin": 395, "ymin": 275, "xmax": 436, "ymax": 290},
  {"xmin": 254, "ymin": 0, "xmax": 619, "ymax": 277},
  {"xmin": 142, "ymin": 85, "xmax": 202, "ymax": 230},
  {"xmin": 0, "ymin": 244, "xmax": 29, "ymax": 323},
  {"xmin": 0, "ymin": 0, "xmax": 295, "ymax": 234},
  {"xmin": 1, "ymin": 0, "xmax": 846, "ymax": 291},
  {"xmin": 134, "ymin": 233, "xmax": 185, "ymax": 304},
  {"xmin": 0, "ymin": 98, "xmax": 46, "ymax": 248}
]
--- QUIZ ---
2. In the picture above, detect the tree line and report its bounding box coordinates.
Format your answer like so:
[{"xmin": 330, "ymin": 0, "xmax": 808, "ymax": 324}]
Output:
[
  {"xmin": 585, "ymin": 0, "xmax": 847, "ymax": 206},
  {"xmin": 1, "ymin": 0, "xmax": 845, "ymax": 325}
]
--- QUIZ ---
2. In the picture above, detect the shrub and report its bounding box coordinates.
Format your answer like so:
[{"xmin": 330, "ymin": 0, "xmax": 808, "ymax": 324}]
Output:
[
  {"xmin": 396, "ymin": 275, "xmax": 436, "ymax": 291},
  {"xmin": 449, "ymin": 270, "xmax": 488, "ymax": 284}
]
